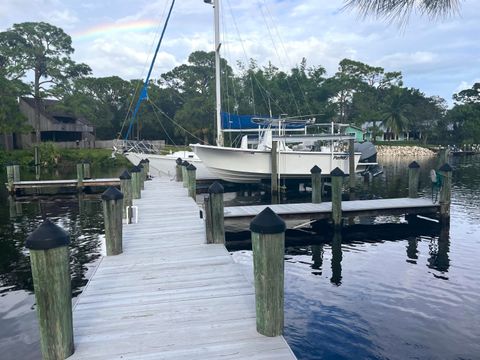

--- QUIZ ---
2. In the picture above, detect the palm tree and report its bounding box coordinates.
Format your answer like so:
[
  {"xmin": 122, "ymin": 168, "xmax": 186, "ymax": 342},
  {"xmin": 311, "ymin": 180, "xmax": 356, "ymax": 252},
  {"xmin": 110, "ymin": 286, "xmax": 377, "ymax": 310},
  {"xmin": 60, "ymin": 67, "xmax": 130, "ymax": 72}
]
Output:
[
  {"xmin": 381, "ymin": 87, "xmax": 410, "ymax": 140},
  {"xmin": 344, "ymin": 0, "xmax": 462, "ymax": 23}
]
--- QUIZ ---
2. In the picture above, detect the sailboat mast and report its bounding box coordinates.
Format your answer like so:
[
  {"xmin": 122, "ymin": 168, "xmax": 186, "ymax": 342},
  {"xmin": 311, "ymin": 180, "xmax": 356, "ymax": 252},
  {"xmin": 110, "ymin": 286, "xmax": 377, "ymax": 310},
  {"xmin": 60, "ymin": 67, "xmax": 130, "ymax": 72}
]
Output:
[{"xmin": 214, "ymin": 0, "xmax": 224, "ymax": 146}]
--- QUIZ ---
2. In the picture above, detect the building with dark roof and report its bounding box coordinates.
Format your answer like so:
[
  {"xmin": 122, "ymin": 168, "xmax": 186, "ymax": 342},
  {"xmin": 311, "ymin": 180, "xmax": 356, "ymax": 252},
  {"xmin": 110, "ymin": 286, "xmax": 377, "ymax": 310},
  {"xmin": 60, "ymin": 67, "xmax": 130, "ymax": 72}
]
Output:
[{"xmin": 9, "ymin": 97, "xmax": 96, "ymax": 149}]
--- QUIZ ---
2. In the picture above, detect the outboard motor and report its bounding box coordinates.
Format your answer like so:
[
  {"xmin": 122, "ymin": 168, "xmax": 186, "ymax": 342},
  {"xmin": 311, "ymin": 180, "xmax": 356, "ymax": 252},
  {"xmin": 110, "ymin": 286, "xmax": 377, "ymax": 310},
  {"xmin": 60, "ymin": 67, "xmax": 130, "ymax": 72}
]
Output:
[{"xmin": 354, "ymin": 141, "xmax": 377, "ymax": 163}]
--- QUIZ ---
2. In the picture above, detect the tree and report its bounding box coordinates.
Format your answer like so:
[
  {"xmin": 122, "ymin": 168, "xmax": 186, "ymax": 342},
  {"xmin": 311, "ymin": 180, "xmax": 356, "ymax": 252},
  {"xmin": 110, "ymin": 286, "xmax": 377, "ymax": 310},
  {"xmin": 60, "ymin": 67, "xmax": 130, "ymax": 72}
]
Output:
[
  {"xmin": 453, "ymin": 83, "xmax": 480, "ymax": 104},
  {"xmin": 343, "ymin": 0, "xmax": 462, "ymax": 23},
  {"xmin": 0, "ymin": 22, "xmax": 91, "ymax": 142}
]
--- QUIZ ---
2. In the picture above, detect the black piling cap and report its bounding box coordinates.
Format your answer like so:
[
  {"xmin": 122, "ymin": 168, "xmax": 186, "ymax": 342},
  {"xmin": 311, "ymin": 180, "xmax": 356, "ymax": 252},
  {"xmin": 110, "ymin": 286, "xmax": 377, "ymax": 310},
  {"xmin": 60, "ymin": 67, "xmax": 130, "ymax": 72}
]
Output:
[
  {"xmin": 82, "ymin": 159, "xmax": 91, "ymax": 164},
  {"xmin": 330, "ymin": 167, "xmax": 345, "ymax": 177},
  {"xmin": 139, "ymin": 159, "xmax": 146, "ymax": 164},
  {"xmin": 144, "ymin": 158, "xmax": 150, "ymax": 163},
  {"xmin": 119, "ymin": 170, "xmax": 131, "ymax": 180},
  {"xmin": 408, "ymin": 161, "xmax": 420, "ymax": 169},
  {"xmin": 310, "ymin": 165, "xmax": 322, "ymax": 174},
  {"xmin": 130, "ymin": 165, "xmax": 141, "ymax": 173},
  {"xmin": 250, "ymin": 207, "xmax": 286, "ymax": 234},
  {"xmin": 208, "ymin": 181, "xmax": 224, "ymax": 194},
  {"xmin": 101, "ymin": 186, "xmax": 124, "ymax": 201},
  {"xmin": 26, "ymin": 219, "xmax": 70, "ymax": 250},
  {"xmin": 186, "ymin": 163, "xmax": 197, "ymax": 171},
  {"xmin": 439, "ymin": 163, "xmax": 453, "ymax": 172},
  {"xmin": 176, "ymin": 157, "xmax": 183, "ymax": 165},
  {"xmin": 182, "ymin": 160, "xmax": 190, "ymax": 167}
]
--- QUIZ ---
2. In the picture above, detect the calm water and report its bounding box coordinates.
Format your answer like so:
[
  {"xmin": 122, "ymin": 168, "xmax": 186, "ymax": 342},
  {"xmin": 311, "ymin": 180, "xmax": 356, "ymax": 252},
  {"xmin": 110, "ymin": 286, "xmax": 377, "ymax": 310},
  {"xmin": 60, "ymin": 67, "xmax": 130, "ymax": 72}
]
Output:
[{"xmin": 0, "ymin": 156, "xmax": 479, "ymax": 359}]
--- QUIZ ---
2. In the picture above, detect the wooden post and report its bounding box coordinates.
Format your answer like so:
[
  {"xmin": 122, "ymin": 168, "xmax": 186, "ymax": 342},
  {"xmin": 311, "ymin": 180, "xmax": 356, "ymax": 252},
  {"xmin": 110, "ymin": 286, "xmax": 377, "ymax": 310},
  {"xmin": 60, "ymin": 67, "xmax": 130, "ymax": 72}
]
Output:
[
  {"xmin": 204, "ymin": 195, "xmax": 213, "ymax": 243},
  {"xmin": 6, "ymin": 163, "xmax": 14, "ymax": 193},
  {"xmin": 76, "ymin": 162, "xmax": 84, "ymax": 190},
  {"xmin": 119, "ymin": 170, "xmax": 132, "ymax": 221},
  {"xmin": 408, "ymin": 161, "xmax": 420, "ymax": 198},
  {"xmin": 82, "ymin": 160, "xmax": 91, "ymax": 179},
  {"xmin": 349, "ymin": 138, "xmax": 355, "ymax": 191},
  {"xmin": 438, "ymin": 163, "xmax": 453, "ymax": 226},
  {"xmin": 271, "ymin": 140, "xmax": 278, "ymax": 197},
  {"xmin": 130, "ymin": 165, "xmax": 141, "ymax": 199},
  {"xmin": 331, "ymin": 167, "xmax": 344, "ymax": 229},
  {"xmin": 101, "ymin": 187, "xmax": 124, "ymax": 256},
  {"xmin": 438, "ymin": 147, "xmax": 450, "ymax": 166},
  {"xmin": 143, "ymin": 158, "xmax": 150, "ymax": 179},
  {"xmin": 310, "ymin": 165, "xmax": 322, "ymax": 204},
  {"xmin": 208, "ymin": 181, "xmax": 224, "ymax": 244},
  {"xmin": 13, "ymin": 163, "xmax": 20, "ymax": 182},
  {"xmin": 34, "ymin": 145, "xmax": 40, "ymax": 180},
  {"xmin": 175, "ymin": 157, "xmax": 183, "ymax": 182},
  {"xmin": 250, "ymin": 207, "xmax": 286, "ymax": 337},
  {"xmin": 186, "ymin": 163, "xmax": 197, "ymax": 200},
  {"xmin": 25, "ymin": 219, "xmax": 74, "ymax": 360},
  {"xmin": 182, "ymin": 161, "xmax": 189, "ymax": 188},
  {"xmin": 138, "ymin": 162, "xmax": 145, "ymax": 190}
]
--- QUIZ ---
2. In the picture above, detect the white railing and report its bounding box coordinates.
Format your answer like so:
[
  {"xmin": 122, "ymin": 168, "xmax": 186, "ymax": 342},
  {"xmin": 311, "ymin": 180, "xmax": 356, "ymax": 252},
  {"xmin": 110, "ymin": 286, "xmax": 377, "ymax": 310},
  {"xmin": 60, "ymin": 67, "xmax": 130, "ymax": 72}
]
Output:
[{"xmin": 113, "ymin": 139, "xmax": 162, "ymax": 154}]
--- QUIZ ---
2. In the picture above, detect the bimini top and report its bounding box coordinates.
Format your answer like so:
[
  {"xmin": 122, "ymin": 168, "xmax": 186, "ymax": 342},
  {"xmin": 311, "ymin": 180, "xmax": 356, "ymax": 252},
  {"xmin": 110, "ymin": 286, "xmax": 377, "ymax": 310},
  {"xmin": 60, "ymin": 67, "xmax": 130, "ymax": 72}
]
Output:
[{"xmin": 221, "ymin": 112, "xmax": 315, "ymax": 131}]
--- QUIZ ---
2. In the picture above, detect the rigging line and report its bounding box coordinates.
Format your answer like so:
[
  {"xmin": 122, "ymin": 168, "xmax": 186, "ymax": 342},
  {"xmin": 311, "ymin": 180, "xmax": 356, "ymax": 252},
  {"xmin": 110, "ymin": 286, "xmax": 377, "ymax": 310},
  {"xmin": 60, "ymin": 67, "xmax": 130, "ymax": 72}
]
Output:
[
  {"xmin": 261, "ymin": 0, "xmax": 313, "ymax": 115},
  {"xmin": 125, "ymin": 0, "xmax": 176, "ymax": 140},
  {"xmin": 224, "ymin": 0, "xmax": 280, "ymax": 115},
  {"xmin": 149, "ymin": 101, "xmax": 207, "ymax": 144},
  {"xmin": 118, "ymin": 1, "xmax": 171, "ymax": 140},
  {"xmin": 147, "ymin": 98, "xmax": 177, "ymax": 146},
  {"xmin": 258, "ymin": 2, "xmax": 301, "ymax": 116}
]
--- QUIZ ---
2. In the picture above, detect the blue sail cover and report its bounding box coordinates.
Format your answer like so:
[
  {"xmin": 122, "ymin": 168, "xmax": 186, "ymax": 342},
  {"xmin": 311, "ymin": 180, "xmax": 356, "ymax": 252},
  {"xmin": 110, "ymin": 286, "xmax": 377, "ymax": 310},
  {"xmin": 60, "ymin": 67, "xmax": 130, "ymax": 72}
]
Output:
[{"xmin": 221, "ymin": 112, "xmax": 306, "ymax": 130}]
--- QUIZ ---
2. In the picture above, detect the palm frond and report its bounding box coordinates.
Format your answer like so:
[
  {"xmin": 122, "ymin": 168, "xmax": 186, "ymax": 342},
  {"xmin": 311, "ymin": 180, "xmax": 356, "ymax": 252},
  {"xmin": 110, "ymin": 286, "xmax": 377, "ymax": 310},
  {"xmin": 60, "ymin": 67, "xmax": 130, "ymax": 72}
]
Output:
[{"xmin": 343, "ymin": 0, "xmax": 462, "ymax": 24}]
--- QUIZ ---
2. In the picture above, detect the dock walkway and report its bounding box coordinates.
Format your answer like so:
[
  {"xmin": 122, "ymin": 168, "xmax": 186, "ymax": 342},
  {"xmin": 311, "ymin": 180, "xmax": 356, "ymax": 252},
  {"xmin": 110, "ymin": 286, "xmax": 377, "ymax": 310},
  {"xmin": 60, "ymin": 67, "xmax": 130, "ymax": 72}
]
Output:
[
  {"xmin": 224, "ymin": 198, "xmax": 439, "ymax": 221},
  {"xmin": 69, "ymin": 177, "xmax": 296, "ymax": 359}
]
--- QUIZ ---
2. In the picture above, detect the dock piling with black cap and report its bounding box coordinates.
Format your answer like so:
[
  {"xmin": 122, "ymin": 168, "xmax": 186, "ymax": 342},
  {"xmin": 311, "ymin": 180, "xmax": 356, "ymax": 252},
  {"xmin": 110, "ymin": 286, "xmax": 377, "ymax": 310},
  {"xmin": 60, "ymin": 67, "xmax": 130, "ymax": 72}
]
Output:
[
  {"xmin": 182, "ymin": 161, "xmax": 189, "ymax": 188},
  {"xmin": 130, "ymin": 165, "xmax": 142, "ymax": 199},
  {"xmin": 331, "ymin": 167, "xmax": 344, "ymax": 228},
  {"xmin": 186, "ymin": 163, "xmax": 197, "ymax": 199},
  {"xmin": 250, "ymin": 207, "xmax": 286, "ymax": 337},
  {"xmin": 25, "ymin": 220, "xmax": 74, "ymax": 360},
  {"xmin": 206, "ymin": 181, "xmax": 224, "ymax": 244},
  {"xmin": 119, "ymin": 170, "xmax": 132, "ymax": 221},
  {"xmin": 310, "ymin": 165, "xmax": 322, "ymax": 204},
  {"xmin": 438, "ymin": 163, "xmax": 453, "ymax": 226},
  {"xmin": 138, "ymin": 162, "xmax": 145, "ymax": 190},
  {"xmin": 175, "ymin": 158, "xmax": 183, "ymax": 182},
  {"xmin": 101, "ymin": 186, "xmax": 124, "ymax": 255},
  {"xmin": 408, "ymin": 161, "xmax": 420, "ymax": 198}
]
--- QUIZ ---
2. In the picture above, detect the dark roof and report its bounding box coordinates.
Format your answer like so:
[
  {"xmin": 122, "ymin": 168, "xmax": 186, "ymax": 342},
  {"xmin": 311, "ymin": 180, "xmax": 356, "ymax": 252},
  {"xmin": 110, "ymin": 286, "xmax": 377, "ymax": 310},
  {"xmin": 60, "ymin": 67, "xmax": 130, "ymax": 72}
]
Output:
[{"xmin": 20, "ymin": 97, "xmax": 93, "ymax": 127}]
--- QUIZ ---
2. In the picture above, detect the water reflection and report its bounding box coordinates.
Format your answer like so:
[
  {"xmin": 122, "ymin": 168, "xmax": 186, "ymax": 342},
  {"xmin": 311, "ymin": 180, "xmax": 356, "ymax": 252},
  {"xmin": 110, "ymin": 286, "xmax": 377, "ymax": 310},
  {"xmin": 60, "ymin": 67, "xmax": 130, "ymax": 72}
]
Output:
[
  {"xmin": 406, "ymin": 236, "xmax": 418, "ymax": 263},
  {"xmin": 428, "ymin": 227, "xmax": 450, "ymax": 275},
  {"xmin": 330, "ymin": 232, "xmax": 343, "ymax": 286}
]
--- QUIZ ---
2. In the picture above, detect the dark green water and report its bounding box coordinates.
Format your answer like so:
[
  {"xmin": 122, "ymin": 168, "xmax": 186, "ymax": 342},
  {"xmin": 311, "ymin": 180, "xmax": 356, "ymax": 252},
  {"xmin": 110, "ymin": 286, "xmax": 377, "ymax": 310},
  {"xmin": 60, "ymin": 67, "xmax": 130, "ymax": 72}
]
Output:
[{"xmin": 0, "ymin": 156, "xmax": 479, "ymax": 359}]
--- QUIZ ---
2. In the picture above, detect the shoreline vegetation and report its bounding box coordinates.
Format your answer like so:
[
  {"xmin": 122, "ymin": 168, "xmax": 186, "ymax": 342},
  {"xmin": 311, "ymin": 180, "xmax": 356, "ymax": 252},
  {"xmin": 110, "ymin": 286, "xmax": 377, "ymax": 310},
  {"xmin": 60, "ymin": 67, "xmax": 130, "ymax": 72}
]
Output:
[{"xmin": 0, "ymin": 146, "xmax": 130, "ymax": 168}]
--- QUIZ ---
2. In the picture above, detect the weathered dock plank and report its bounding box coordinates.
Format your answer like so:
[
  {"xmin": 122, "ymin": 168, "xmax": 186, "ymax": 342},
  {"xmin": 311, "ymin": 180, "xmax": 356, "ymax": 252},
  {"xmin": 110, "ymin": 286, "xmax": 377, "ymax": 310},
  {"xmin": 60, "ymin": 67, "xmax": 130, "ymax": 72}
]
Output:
[
  {"xmin": 224, "ymin": 198, "xmax": 439, "ymax": 221},
  {"xmin": 69, "ymin": 177, "xmax": 296, "ymax": 360}
]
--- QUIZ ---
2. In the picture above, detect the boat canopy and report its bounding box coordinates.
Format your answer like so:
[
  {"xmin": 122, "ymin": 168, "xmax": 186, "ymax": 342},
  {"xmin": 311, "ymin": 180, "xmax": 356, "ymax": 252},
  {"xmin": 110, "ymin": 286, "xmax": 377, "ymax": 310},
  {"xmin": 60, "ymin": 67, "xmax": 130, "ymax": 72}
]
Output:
[{"xmin": 221, "ymin": 112, "xmax": 311, "ymax": 131}]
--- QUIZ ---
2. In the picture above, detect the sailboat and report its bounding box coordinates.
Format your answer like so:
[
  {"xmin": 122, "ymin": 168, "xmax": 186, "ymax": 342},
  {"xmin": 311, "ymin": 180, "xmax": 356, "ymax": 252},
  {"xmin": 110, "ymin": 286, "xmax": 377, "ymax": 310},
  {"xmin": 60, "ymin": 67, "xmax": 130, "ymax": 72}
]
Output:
[
  {"xmin": 190, "ymin": 0, "xmax": 363, "ymax": 183},
  {"xmin": 119, "ymin": 0, "xmax": 373, "ymax": 182}
]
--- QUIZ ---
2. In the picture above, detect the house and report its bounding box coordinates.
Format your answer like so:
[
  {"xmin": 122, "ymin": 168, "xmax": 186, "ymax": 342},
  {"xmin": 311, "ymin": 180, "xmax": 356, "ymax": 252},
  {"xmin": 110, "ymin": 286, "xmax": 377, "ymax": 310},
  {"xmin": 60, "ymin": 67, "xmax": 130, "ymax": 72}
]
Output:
[
  {"xmin": 8, "ymin": 97, "xmax": 95, "ymax": 149},
  {"xmin": 361, "ymin": 122, "xmax": 422, "ymax": 142},
  {"xmin": 345, "ymin": 125, "xmax": 365, "ymax": 142}
]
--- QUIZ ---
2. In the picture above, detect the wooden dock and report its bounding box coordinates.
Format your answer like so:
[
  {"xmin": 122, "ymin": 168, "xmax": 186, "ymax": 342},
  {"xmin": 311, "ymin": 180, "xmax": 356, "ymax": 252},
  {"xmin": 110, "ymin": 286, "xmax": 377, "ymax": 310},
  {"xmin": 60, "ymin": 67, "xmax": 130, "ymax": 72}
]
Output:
[
  {"xmin": 224, "ymin": 198, "xmax": 439, "ymax": 221},
  {"xmin": 69, "ymin": 177, "xmax": 296, "ymax": 359},
  {"xmin": 9, "ymin": 178, "xmax": 120, "ymax": 190}
]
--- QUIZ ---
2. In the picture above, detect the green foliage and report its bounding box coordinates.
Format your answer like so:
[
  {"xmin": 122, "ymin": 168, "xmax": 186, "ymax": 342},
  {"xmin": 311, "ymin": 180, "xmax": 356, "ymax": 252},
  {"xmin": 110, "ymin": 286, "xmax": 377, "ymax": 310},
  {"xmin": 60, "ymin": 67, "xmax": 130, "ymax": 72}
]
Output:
[{"xmin": 38, "ymin": 142, "xmax": 61, "ymax": 166}]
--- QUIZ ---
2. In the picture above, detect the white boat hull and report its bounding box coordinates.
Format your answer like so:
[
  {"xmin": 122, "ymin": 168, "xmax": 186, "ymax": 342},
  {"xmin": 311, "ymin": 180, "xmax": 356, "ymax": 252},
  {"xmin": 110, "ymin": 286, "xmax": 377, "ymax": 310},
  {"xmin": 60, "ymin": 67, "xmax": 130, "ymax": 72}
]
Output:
[
  {"xmin": 192, "ymin": 144, "xmax": 361, "ymax": 183},
  {"xmin": 124, "ymin": 151, "xmax": 216, "ymax": 180}
]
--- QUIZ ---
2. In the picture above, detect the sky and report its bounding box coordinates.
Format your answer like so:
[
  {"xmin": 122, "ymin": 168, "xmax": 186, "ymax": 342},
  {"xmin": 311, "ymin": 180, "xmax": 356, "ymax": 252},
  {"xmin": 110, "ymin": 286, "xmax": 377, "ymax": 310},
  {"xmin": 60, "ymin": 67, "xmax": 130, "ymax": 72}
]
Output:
[{"xmin": 0, "ymin": 0, "xmax": 479, "ymax": 106}]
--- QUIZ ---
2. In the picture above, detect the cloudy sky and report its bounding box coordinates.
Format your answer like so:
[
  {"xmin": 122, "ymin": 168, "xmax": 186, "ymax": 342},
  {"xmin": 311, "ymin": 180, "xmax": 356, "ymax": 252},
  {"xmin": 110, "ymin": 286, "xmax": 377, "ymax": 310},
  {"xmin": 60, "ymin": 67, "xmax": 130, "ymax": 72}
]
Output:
[{"xmin": 1, "ymin": 0, "xmax": 479, "ymax": 106}]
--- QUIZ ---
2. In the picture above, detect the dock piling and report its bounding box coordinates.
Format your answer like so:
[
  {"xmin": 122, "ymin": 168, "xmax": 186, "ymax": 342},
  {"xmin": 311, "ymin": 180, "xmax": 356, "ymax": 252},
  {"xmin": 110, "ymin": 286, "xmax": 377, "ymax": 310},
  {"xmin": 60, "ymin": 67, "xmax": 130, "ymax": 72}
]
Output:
[
  {"xmin": 207, "ymin": 182, "xmax": 224, "ymax": 244},
  {"xmin": 408, "ymin": 161, "xmax": 420, "ymax": 198},
  {"xmin": 250, "ymin": 207, "xmax": 286, "ymax": 337},
  {"xmin": 101, "ymin": 187, "xmax": 124, "ymax": 255},
  {"xmin": 143, "ymin": 159, "xmax": 150, "ymax": 179},
  {"xmin": 130, "ymin": 165, "xmax": 141, "ymax": 199},
  {"xmin": 138, "ymin": 162, "xmax": 145, "ymax": 190},
  {"xmin": 175, "ymin": 158, "xmax": 183, "ymax": 182},
  {"xmin": 331, "ymin": 167, "xmax": 344, "ymax": 228},
  {"xmin": 186, "ymin": 164, "xmax": 197, "ymax": 200},
  {"xmin": 438, "ymin": 163, "xmax": 453, "ymax": 226},
  {"xmin": 25, "ymin": 219, "xmax": 74, "ymax": 360},
  {"xmin": 310, "ymin": 165, "xmax": 322, "ymax": 204},
  {"xmin": 119, "ymin": 170, "xmax": 132, "ymax": 222},
  {"xmin": 82, "ymin": 160, "xmax": 91, "ymax": 179},
  {"xmin": 271, "ymin": 141, "xmax": 279, "ymax": 197},
  {"xmin": 6, "ymin": 163, "xmax": 14, "ymax": 193},
  {"xmin": 76, "ymin": 162, "xmax": 84, "ymax": 190},
  {"xmin": 349, "ymin": 138, "xmax": 355, "ymax": 191},
  {"xmin": 181, "ymin": 161, "xmax": 189, "ymax": 188}
]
